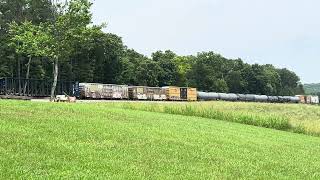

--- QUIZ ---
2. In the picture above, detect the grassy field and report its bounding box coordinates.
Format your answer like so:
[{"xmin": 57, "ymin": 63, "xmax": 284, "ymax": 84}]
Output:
[
  {"xmin": 0, "ymin": 100, "xmax": 320, "ymax": 179},
  {"xmin": 111, "ymin": 101, "xmax": 320, "ymax": 136}
]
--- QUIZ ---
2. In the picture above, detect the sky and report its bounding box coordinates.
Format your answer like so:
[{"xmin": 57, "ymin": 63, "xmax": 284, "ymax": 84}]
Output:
[{"xmin": 91, "ymin": 0, "xmax": 320, "ymax": 83}]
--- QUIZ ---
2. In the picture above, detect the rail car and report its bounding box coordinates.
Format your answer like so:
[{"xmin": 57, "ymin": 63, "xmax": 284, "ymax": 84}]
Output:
[
  {"xmin": 162, "ymin": 86, "xmax": 197, "ymax": 101},
  {"xmin": 129, "ymin": 86, "xmax": 167, "ymax": 101},
  {"xmin": 296, "ymin": 95, "xmax": 319, "ymax": 104},
  {"xmin": 197, "ymin": 92, "xmax": 307, "ymax": 104},
  {"xmin": 78, "ymin": 82, "xmax": 318, "ymax": 104},
  {"xmin": 146, "ymin": 87, "xmax": 167, "ymax": 101},
  {"xmin": 79, "ymin": 83, "xmax": 128, "ymax": 99},
  {"xmin": 1, "ymin": 77, "xmax": 319, "ymax": 104},
  {"xmin": 78, "ymin": 84, "xmax": 198, "ymax": 101}
]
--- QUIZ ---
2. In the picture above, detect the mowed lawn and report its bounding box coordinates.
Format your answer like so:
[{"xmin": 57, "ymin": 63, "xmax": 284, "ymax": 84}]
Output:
[{"xmin": 0, "ymin": 101, "xmax": 320, "ymax": 179}]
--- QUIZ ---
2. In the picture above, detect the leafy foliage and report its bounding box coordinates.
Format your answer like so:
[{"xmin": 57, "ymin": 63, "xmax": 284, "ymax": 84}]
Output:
[
  {"xmin": 9, "ymin": 21, "xmax": 50, "ymax": 58},
  {"xmin": 0, "ymin": 0, "xmax": 304, "ymax": 96},
  {"xmin": 304, "ymin": 83, "xmax": 320, "ymax": 95}
]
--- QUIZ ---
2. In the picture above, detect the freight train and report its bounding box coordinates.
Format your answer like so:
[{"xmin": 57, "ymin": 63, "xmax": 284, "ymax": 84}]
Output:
[
  {"xmin": 78, "ymin": 83, "xmax": 319, "ymax": 104},
  {"xmin": 1, "ymin": 78, "xmax": 317, "ymax": 104},
  {"xmin": 79, "ymin": 83, "xmax": 197, "ymax": 101}
]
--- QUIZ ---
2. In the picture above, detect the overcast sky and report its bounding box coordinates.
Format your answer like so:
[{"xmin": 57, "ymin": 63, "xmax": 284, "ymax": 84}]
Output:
[{"xmin": 91, "ymin": 0, "xmax": 320, "ymax": 83}]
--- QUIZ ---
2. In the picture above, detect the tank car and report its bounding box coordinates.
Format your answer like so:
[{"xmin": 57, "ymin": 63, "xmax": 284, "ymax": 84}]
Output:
[
  {"xmin": 197, "ymin": 92, "xmax": 219, "ymax": 101},
  {"xmin": 219, "ymin": 93, "xmax": 238, "ymax": 101},
  {"xmin": 254, "ymin": 95, "xmax": 268, "ymax": 102}
]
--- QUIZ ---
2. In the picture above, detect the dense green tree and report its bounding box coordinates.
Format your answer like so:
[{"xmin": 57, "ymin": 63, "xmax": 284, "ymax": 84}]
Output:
[
  {"xmin": 60, "ymin": 32, "xmax": 124, "ymax": 83},
  {"xmin": 295, "ymin": 84, "xmax": 305, "ymax": 95},
  {"xmin": 152, "ymin": 50, "xmax": 179, "ymax": 86},
  {"xmin": 118, "ymin": 49, "xmax": 145, "ymax": 85},
  {"xmin": 9, "ymin": 21, "xmax": 51, "ymax": 93},
  {"xmin": 1, "ymin": 0, "xmax": 305, "ymax": 97},
  {"xmin": 174, "ymin": 55, "xmax": 194, "ymax": 87},
  {"xmin": 241, "ymin": 64, "xmax": 281, "ymax": 95},
  {"xmin": 43, "ymin": 0, "xmax": 103, "ymax": 100},
  {"xmin": 189, "ymin": 52, "xmax": 229, "ymax": 92},
  {"xmin": 93, "ymin": 33, "xmax": 124, "ymax": 84},
  {"xmin": 118, "ymin": 49, "xmax": 162, "ymax": 86},
  {"xmin": 135, "ymin": 59, "xmax": 161, "ymax": 87},
  {"xmin": 277, "ymin": 68, "xmax": 301, "ymax": 95},
  {"xmin": 224, "ymin": 59, "xmax": 248, "ymax": 93},
  {"xmin": 225, "ymin": 70, "xmax": 246, "ymax": 93},
  {"xmin": 261, "ymin": 64, "xmax": 281, "ymax": 95},
  {"xmin": 0, "ymin": 0, "xmax": 55, "ymax": 79}
]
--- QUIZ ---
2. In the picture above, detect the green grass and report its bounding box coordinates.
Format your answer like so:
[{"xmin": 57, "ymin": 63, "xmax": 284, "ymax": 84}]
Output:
[
  {"xmin": 118, "ymin": 102, "xmax": 290, "ymax": 130},
  {"xmin": 1, "ymin": 100, "xmax": 320, "ymax": 179},
  {"xmin": 111, "ymin": 101, "xmax": 320, "ymax": 136}
]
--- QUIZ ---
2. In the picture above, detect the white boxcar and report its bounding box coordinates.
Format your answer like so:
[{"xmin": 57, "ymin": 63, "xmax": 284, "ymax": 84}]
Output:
[
  {"xmin": 79, "ymin": 83, "xmax": 128, "ymax": 99},
  {"xmin": 129, "ymin": 86, "xmax": 148, "ymax": 100},
  {"xmin": 146, "ymin": 87, "xmax": 167, "ymax": 100},
  {"xmin": 310, "ymin": 96, "xmax": 319, "ymax": 104}
]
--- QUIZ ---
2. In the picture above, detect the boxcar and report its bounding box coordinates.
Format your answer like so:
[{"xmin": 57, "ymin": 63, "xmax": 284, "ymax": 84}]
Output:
[
  {"xmin": 310, "ymin": 96, "xmax": 319, "ymax": 104},
  {"xmin": 187, "ymin": 88, "xmax": 197, "ymax": 101},
  {"xmin": 296, "ymin": 95, "xmax": 306, "ymax": 103},
  {"xmin": 163, "ymin": 86, "xmax": 181, "ymax": 101},
  {"xmin": 146, "ymin": 87, "xmax": 166, "ymax": 101},
  {"xmin": 129, "ymin": 86, "xmax": 148, "ymax": 100},
  {"xmin": 305, "ymin": 96, "xmax": 312, "ymax": 104},
  {"xmin": 303, "ymin": 95, "xmax": 320, "ymax": 104},
  {"xmin": 79, "ymin": 83, "xmax": 128, "ymax": 99},
  {"xmin": 180, "ymin": 87, "xmax": 197, "ymax": 101}
]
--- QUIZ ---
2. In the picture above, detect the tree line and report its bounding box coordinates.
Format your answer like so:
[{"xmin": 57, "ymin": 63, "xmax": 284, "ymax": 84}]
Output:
[{"xmin": 0, "ymin": 0, "xmax": 304, "ymax": 98}]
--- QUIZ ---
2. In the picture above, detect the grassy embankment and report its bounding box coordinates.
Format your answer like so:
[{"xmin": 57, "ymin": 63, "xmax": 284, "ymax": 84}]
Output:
[
  {"xmin": 0, "ymin": 100, "xmax": 320, "ymax": 179},
  {"xmin": 112, "ymin": 101, "xmax": 320, "ymax": 136}
]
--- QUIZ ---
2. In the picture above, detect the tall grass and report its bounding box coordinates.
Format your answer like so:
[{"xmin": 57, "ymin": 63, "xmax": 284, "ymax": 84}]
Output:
[
  {"xmin": 119, "ymin": 103, "xmax": 291, "ymax": 130},
  {"xmin": 111, "ymin": 102, "xmax": 320, "ymax": 136}
]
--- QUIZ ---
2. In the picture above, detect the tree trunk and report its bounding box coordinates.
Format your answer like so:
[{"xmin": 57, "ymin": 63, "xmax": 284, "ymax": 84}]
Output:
[
  {"xmin": 17, "ymin": 56, "xmax": 21, "ymax": 95},
  {"xmin": 23, "ymin": 56, "xmax": 32, "ymax": 95},
  {"xmin": 50, "ymin": 58, "xmax": 59, "ymax": 102}
]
